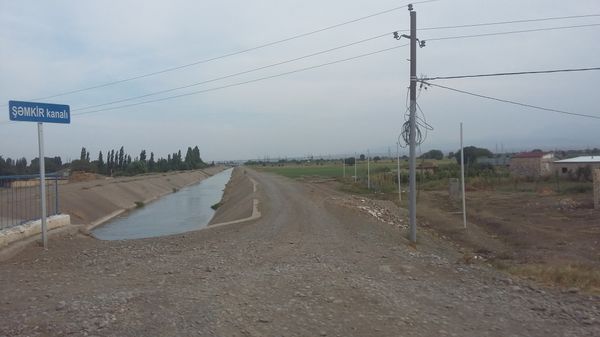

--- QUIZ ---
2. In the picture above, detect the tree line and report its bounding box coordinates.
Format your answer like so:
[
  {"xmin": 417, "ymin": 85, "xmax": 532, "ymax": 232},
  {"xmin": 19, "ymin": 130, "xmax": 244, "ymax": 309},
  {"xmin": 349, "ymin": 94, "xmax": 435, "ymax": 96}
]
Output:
[
  {"xmin": 0, "ymin": 156, "xmax": 63, "ymax": 175},
  {"xmin": 0, "ymin": 145, "xmax": 211, "ymax": 177},
  {"xmin": 72, "ymin": 145, "xmax": 210, "ymax": 176}
]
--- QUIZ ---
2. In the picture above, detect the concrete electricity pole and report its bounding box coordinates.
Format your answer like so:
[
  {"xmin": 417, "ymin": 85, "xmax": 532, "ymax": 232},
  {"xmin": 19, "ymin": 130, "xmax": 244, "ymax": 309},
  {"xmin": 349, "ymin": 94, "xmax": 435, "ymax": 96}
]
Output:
[
  {"xmin": 460, "ymin": 123, "xmax": 467, "ymax": 229},
  {"xmin": 408, "ymin": 7, "xmax": 418, "ymax": 243},
  {"xmin": 397, "ymin": 137, "xmax": 402, "ymax": 203},
  {"xmin": 354, "ymin": 153, "xmax": 357, "ymax": 182},
  {"xmin": 367, "ymin": 149, "xmax": 371, "ymax": 190},
  {"xmin": 393, "ymin": 5, "xmax": 419, "ymax": 243}
]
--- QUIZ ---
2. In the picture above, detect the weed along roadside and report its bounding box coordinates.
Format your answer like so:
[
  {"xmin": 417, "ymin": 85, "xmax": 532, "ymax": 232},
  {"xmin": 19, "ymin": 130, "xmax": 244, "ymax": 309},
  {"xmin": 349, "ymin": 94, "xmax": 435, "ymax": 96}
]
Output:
[{"xmin": 254, "ymin": 158, "xmax": 600, "ymax": 294}]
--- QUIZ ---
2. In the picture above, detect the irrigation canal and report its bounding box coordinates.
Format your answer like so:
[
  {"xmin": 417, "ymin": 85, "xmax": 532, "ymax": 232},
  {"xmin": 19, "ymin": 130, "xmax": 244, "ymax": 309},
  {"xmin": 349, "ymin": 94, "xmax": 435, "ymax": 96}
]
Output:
[{"xmin": 92, "ymin": 168, "xmax": 233, "ymax": 240}]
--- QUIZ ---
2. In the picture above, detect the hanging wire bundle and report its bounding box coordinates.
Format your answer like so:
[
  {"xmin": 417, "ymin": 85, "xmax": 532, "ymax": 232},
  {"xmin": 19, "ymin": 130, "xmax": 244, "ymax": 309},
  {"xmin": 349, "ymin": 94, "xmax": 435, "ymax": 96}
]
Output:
[{"xmin": 399, "ymin": 86, "xmax": 433, "ymax": 147}]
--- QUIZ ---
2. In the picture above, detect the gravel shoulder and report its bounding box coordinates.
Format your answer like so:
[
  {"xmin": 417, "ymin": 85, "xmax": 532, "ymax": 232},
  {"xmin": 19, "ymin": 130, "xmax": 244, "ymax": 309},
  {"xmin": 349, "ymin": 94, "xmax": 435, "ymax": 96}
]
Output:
[{"xmin": 0, "ymin": 168, "xmax": 598, "ymax": 337}]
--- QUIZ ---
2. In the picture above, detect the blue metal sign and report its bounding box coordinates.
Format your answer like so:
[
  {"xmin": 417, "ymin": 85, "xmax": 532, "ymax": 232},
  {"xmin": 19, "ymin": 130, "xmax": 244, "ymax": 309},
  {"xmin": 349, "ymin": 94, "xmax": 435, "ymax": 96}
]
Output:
[{"xmin": 9, "ymin": 100, "xmax": 70, "ymax": 124}]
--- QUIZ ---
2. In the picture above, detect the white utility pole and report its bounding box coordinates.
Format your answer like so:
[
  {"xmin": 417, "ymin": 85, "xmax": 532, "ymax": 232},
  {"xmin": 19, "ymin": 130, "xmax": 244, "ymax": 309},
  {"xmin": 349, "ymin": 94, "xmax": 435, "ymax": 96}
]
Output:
[
  {"xmin": 367, "ymin": 150, "xmax": 371, "ymax": 189},
  {"xmin": 343, "ymin": 156, "xmax": 346, "ymax": 178},
  {"xmin": 397, "ymin": 139, "xmax": 402, "ymax": 202},
  {"xmin": 38, "ymin": 122, "xmax": 47, "ymax": 249},
  {"xmin": 354, "ymin": 153, "xmax": 357, "ymax": 182},
  {"xmin": 460, "ymin": 122, "xmax": 467, "ymax": 229}
]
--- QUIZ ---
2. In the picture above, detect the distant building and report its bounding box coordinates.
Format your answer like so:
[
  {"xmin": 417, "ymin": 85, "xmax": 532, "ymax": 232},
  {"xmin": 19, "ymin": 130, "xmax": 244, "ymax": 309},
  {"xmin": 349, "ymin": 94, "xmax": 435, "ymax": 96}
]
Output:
[
  {"xmin": 417, "ymin": 161, "xmax": 438, "ymax": 174},
  {"xmin": 509, "ymin": 152, "xmax": 554, "ymax": 177},
  {"xmin": 476, "ymin": 154, "xmax": 511, "ymax": 167},
  {"xmin": 554, "ymin": 156, "xmax": 600, "ymax": 177}
]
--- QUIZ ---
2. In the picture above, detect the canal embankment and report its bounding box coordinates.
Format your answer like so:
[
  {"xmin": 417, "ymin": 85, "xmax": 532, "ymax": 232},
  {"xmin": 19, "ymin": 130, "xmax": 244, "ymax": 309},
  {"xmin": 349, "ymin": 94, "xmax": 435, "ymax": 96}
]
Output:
[
  {"xmin": 209, "ymin": 167, "xmax": 256, "ymax": 226},
  {"xmin": 0, "ymin": 167, "xmax": 225, "ymax": 259}
]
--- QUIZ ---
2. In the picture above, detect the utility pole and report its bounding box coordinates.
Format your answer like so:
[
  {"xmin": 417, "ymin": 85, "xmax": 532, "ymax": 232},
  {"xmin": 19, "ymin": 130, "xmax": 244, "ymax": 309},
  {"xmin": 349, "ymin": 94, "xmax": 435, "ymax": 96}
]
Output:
[
  {"xmin": 367, "ymin": 149, "xmax": 371, "ymax": 189},
  {"xmin": 408, "ymin": 7, "xmax": 418, "ymax": 243},
  {"xmin": 460, "ymin": 123, "xmax": 467, "ymax": 229},
  {"xmin": 354, "ymin": 152, "xmax": 357, "ymax": 182},
  {"xmin": 397, "ymin": 138, "xmax": 402, "ymax": 202},
  {"xmin": 343, "ymin": 156, "xmax": 346, "ymax": 178}
]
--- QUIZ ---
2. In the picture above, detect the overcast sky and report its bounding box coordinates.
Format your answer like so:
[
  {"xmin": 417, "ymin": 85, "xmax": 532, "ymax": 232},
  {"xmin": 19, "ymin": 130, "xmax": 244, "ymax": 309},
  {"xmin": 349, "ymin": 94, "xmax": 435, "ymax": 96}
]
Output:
[{"xmin": 1, "ymin": 0, "xmax": 599, "ymax": 162}]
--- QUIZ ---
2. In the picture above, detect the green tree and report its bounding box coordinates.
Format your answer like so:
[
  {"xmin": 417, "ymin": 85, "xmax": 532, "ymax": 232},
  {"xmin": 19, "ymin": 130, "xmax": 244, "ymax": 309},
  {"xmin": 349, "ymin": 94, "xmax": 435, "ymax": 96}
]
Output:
[
  {"xmin": 148, "ymin": 152, "xmax": 155, "ymax": 171},
  {"xmin": 454, "ymin": 146, "xmax": 493, "ymax": 166},
  {"xmin": 118, "ymin": 146, "xmax": 125, "ymax": 169},
  {"xmin": 15, "ymin": 157, "xmax": 27, "ymax": 174},
  {"xmin": 30, "ymin": 157, "xmax": 63, "ymax": 173},
  {"xmin": 184, "ymin": 147, "xmax": 193, "ymax": 169},
  {"xmin": 126, "ymin": 160, "xmax": 147, "ymax": 175},
  {"xmin": 80, "ymin": 147, "xmax": 87, "ymax": 161},
  {"xmin": 108, "ymin": 150, "xmax": 114, "ymax": 174},
  {"xmin": 97, "ymin": 151, "xmax": 104, "ymax": 173},
  {"xmin": 192, "ymin": 146, "xmax": 202, "ymax": 168},
  {"xmin": 139, "ymin": 150, "xmax": 147, "ymax": 163},
  {"xmin": 420, "ymin": 149, "xmax": 444, "ymax": 160},
  {"xmin": 0, "ymin": 156, "xmax": 13, "ymax": 175}
]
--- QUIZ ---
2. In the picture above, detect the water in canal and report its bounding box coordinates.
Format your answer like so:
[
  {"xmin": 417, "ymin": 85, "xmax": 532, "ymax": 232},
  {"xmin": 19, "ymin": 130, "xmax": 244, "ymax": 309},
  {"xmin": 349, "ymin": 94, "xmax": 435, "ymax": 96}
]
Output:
[{"xmin": 92, "ymin": 168, "xmax": 233, "ymax": 240}]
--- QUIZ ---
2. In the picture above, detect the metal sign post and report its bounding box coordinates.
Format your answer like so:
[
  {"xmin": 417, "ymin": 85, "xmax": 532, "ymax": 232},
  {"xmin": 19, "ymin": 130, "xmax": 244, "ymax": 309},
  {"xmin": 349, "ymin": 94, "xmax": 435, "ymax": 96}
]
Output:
[
  {"xmin": 38, "ymin": 122, "xmax": 47, "ymax": 248},
  {"xmin": 9, "ymin": 100, "xmax": 70, "ymax": 249}
]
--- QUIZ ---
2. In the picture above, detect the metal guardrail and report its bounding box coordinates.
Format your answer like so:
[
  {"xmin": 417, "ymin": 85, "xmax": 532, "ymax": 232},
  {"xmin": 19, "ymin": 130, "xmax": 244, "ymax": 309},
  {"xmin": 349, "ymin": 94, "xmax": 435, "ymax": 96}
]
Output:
[{"xmin": 0, "ymin": 173, "xmax": 63, "ymax": 230}]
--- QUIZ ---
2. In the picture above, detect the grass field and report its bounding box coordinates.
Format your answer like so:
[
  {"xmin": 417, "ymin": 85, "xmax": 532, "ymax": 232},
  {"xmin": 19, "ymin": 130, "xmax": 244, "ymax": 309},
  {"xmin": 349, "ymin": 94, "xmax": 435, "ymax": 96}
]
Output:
[
  {"xmin": 256, "ymin": 160, "xmax": 592, "ymax": 194},
  {"xmin": 258, "ymin": 160, "xmax": 402, "ymax": 179}
]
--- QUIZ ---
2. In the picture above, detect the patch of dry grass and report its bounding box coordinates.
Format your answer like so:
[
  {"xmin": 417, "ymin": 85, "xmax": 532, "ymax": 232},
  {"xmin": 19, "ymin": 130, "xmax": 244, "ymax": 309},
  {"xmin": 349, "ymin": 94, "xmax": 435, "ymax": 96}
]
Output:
[{"xmin": 507, "ymin": 264, "xmax": 600, "ymax": 294}]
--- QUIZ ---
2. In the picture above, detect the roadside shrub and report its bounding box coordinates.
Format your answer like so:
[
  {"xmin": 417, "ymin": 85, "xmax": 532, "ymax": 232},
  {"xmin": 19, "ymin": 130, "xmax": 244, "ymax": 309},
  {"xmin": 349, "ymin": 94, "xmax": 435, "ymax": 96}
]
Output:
[
  {"xmin": 576, "ymin": 165, "xmax": 593, "ymax": 182},
  {"xmin": 563, "ymin": 184, "xmax": 593, "ymax": 194}
]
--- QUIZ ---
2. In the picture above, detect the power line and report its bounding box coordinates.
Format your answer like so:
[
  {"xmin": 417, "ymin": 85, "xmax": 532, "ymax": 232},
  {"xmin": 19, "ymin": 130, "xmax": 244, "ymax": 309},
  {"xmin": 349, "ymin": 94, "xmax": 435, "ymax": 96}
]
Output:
[
  {"xmin": 421, "ymin": 81, "xmax": 600, "ymax": 120},
  {"xmin": 4, "ymin": 9, "xmax": 595, "ymax": 107},
  {"xmin": 71, "ymin": 44, "xmax": 408, "ymax": 117},
  {"xmin": 424, "ymin": 23, "xmax": 600, "ymax": 42},
  {"xmin": 421, "ymin": 67, "xmax": 600, "ymax": 81},
  {"xmin": 418, "ymin": 14, "xmax": 600, "ymax": 31},
  {"xmin": 68, "ymin": 24, "xmax": 600, "ymax": 113},
  {"xmin": 9, "ymin": 0, "xmax": 437, "ymax": 103},
  {"xmin": 74, "ymin": 31, "xmax": 396, "ymax": 112}
]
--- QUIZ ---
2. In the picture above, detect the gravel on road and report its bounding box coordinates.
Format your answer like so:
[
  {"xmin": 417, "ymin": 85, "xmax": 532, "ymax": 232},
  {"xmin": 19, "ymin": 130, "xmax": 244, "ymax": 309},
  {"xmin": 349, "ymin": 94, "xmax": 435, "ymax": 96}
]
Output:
[{"xmin": 1, "ymin": 168, "xmax": 598, "ymax": 337}]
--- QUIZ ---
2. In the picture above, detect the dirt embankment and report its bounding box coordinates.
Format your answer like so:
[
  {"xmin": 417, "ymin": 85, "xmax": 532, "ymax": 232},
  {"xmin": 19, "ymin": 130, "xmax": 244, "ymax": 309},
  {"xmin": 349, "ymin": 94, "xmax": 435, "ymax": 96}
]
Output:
[
  {"xmin": 209, "ymin": 167, "xmax": 254, "ymax": 225},
  {"xmin": 59, "ymin": 167, "xmax": 225, "ymax": 226}
]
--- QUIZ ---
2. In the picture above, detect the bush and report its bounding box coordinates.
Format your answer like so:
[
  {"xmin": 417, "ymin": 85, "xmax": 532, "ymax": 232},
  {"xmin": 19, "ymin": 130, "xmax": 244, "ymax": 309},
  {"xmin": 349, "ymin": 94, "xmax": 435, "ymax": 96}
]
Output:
[
  {"xmin": 125, "ymin": 161, "xmax": 147, "ymax": 176},
  {"xmin": 563, "ymin": 185, "xmax": 592, "ymax": 194}
]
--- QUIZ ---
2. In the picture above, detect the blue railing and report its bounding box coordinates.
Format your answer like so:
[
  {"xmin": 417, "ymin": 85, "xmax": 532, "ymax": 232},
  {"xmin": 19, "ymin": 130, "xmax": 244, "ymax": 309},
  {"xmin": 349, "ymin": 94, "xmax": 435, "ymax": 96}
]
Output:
[{"xmin": 0, "ymin": 173, "xmax": 63, "ymax": 230}]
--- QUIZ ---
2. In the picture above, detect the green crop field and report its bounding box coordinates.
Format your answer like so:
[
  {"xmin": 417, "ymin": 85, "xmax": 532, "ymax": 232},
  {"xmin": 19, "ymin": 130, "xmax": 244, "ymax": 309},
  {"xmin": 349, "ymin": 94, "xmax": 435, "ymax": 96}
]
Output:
[
  {"xmin": 259, "ymin": 165, "xmax": 343, "ymax": 179},
  {"xmin": 257, "ymin": 160, "xmax": 402, "ymax": 179}
]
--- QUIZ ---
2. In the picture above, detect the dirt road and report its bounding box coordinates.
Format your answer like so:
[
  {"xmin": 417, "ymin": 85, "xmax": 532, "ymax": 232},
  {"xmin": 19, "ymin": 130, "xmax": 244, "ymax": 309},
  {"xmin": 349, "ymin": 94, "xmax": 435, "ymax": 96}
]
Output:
[{"xmin": 1, "ymin": 169, "xmax": 598, "ymax": 336}]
